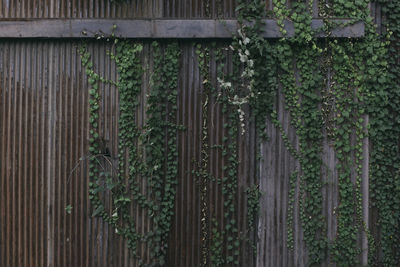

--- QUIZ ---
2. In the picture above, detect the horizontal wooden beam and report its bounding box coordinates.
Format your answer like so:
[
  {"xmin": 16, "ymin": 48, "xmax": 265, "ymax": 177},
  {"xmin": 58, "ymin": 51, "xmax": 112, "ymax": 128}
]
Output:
[{"xmin": 0, "ymin": 19, "xmax": 364, "ymax": 39}]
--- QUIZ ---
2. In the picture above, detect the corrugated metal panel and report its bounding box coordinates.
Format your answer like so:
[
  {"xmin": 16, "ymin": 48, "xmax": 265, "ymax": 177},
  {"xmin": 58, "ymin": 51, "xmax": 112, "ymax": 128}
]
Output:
[
  {"xmin": 162, "ymin": 0, "xmax": 236, "ymax": 18},
  {"xmin": 0, "ymin": 40, "xmax": 257, "ymax": 267},
  {"xmin": 0, "ymin": 0, "xmax": 163, "ymax": 18},
  {"xmin": 166, "ymin": 42, "xmax": 257, "ymax": 267},
  {"xmin": 0, "ymin": 40, "xmax": 120, "ymax": 267},
  {"xmin": 0, "ymin": 0, "xmax": 279, "ymax": 19},
  {"xmin": 0, "ymin": 41, "xmax": 50, "ymax": 267},
  {"xmin": 0, "ymin": 1, "xmax": 380, "ymax": 266},
  {"xmin": 0, "ymin": 0, "xmax": 334, "ymax": 19},
  {"xmin": 256, "ymin": 72, "xmax": 369, "ymax": 267},
  {"xmin": 257, "ymin": 90, "xmax": 303, "ymax": 267}
]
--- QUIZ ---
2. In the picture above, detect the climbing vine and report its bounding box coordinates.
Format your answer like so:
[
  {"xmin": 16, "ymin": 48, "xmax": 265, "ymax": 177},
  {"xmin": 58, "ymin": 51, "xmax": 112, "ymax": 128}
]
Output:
[
  {"xmin": 76, "ymin": 0, "xmax": 400, "ymax": 265},
  {"xmin": 329, "ymin": 38, "xmax": 360, "ymax": 266},
  {"xmin": 245, "ymin": 184, "xmax": 262, "ymax": 254},
  {"xmin": 214, "ymin": 46, "xmax": 242, "ymax": 266},
  {"xmin": 272, "ymin": 1, "xmax": 328, "ymax": 265},
  {"xmin": 80, "ymin": 38, "xmax": 181, "ymax": 266},
  {"xmin": 287, "ymin": 170, "xmax": 298, "ymax": 250},
  {"xmin": 236, "ymin": 0, "xmax": 397, "ymax": 266},
  {"xmin": 210, "ymin": 218, "xmax": 224, "ymax": 266},
  {"xmin": 196, "ymin": 43, "xmax": 211, "ymax": 267},
  {"xmin": 369, "ymin": 0, "xmax": 400, "ymax": 265},
  {"xmin": 144, "ymin": 41, "xmax": 181, "ymax": 266}
]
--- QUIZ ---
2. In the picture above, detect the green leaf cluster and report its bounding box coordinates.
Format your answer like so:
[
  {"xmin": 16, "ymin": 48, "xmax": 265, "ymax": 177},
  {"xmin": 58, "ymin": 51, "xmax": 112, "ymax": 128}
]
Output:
[{"xmin": 80, "ymin": 39, "xmax": 181, "ymax": 266}]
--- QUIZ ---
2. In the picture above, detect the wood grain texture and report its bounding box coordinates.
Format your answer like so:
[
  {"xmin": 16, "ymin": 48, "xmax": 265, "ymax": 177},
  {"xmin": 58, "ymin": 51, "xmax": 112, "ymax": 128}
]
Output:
[{"xmin": 0, "ymin": 19, "xmax": 365, "ymax": 39}]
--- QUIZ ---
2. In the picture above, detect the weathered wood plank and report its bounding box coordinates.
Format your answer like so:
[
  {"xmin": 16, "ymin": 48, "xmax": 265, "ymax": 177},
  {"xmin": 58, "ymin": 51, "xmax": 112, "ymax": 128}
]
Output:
[{"xmin": 0, "ymin": 19, "xmax": 364, "ymax": 38}]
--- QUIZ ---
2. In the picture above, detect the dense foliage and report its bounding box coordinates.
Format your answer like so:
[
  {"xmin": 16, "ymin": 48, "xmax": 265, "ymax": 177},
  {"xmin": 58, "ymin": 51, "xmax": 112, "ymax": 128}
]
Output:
[
  {"xmin": 80, "ymin": 40, "xmax": 181, "ymax": 266},
  {"xmin": 369, "ymin": 0, "xmax": 400, "ymax": 265},
  {"xmin": 235, "ymin": 0, "xmax": 400, "ymax": 266},
  {"xmin": 80, "ymin": 0, "xmax": 400, "ymax": 266}
]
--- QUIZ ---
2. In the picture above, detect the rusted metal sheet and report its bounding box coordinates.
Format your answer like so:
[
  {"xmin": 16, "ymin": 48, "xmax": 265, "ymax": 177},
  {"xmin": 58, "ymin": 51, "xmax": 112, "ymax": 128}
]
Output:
[
  {"xmin": 0, "ymin": 40, "xmax": 115, "ymax": 267},
  {"xmin": 0, "ymin": 39, "xmax": 372, "ymax": 267},
  {"xmin": 0, "ymin": 19, "xmax": 364, "ymax": 38},
  {"xmin": 0, "ymin": 0, "xmax": 163, "ymax": 19},
  {"xmin": 0, "ymin": 0, "xmax": 358, "ymax": 20},
  {"xmin": 0, "ymin": 1, "xmax": 381, "ymax": 267},
  {"xmin": 163, "ymin": 0, "xmax": 236, "ymax": 18},
  {"xmin": 0, "ymin": 41, "xmax": 50, "ymax": 267},
  {"xmin": 0, "ymin": 40, "xmax": 256, "ymax": 267}
]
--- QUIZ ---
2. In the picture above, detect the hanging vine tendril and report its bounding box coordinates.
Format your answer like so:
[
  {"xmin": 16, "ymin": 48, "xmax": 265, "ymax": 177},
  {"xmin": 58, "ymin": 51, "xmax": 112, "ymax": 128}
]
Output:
[
  {"xmin": 76, "ymin": 0, "xmax": 400, "ymax": 265},
  {"xmin": 80, "ymin": 38, "xmax": 181, "ymax": 266}
]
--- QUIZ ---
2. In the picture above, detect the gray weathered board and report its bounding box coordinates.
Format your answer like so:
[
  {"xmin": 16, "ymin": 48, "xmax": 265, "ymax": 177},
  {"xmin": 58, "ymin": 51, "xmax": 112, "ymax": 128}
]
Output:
[{"xmin": 0, "ymin": 19, "xmax": 364, "ymax": 38}]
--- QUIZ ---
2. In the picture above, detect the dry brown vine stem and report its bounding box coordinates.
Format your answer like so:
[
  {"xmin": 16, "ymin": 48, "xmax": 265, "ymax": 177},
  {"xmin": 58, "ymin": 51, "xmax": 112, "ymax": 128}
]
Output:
[{"xmin": 67, "ymin": 153, "xmax": 118, "ymax": 185}]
